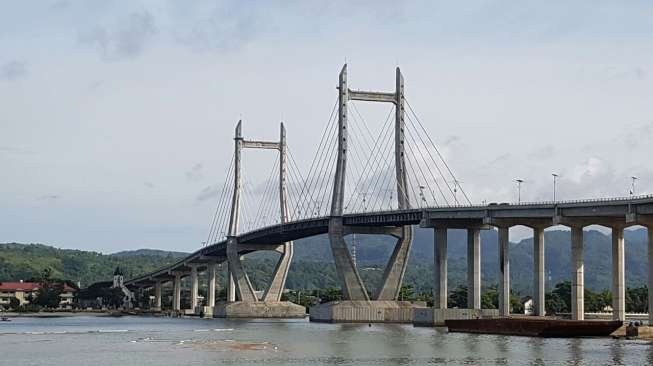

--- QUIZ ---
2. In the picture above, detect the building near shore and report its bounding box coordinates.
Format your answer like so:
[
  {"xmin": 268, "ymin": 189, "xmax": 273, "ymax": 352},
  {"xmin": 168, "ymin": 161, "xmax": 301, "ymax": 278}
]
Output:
[{"xmin": 0, "ymin": 281, "xmax": 77, "ymax": 309}]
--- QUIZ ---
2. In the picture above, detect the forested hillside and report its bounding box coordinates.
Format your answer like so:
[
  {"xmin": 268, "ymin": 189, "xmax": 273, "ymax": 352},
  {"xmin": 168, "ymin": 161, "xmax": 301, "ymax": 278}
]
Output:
[
  {"xmin": 1, "ymin": 227, "xmax": 649, "ymax": 295},
  {"xmin": 0, "ymin": 243, "xmax": 186, "ymax": 287}
]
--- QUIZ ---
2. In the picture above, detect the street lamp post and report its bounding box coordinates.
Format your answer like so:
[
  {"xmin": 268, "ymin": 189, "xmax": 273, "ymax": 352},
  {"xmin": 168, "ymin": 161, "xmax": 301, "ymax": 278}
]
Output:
[
  {"xmin": 630, "ymin": 176, "xmax": 638, "ymax": 196},
  {"xmin": 552, "ymin": 173, "xmax": 559, "ymax": 202},
  {"xmin": 515, "ymin": 179, "xmax": 524, "ymax": 204},
  {"xmin": 418, "ymin": 185, "xmax": 427, "ymax": 207}
]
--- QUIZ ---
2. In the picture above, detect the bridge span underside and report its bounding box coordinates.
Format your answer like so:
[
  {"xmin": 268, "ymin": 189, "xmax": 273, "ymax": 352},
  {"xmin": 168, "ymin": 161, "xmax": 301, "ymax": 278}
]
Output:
[{"xmin": 126, "ymin": 197, "xmax": 653, "ymax": 323}]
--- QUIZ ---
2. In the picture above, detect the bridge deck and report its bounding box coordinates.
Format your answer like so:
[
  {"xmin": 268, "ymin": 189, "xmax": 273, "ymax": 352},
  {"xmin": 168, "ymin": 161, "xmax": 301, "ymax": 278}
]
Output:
[{"xmin": 125, "ymin": 195, "xmax": 653, "ymax": 286}]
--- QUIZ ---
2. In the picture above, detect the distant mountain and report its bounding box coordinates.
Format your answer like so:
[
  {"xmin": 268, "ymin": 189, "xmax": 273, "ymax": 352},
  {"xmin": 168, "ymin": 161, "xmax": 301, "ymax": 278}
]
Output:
[
  {"xmin": 0, "ymin": 243, "xmax": 187, "ymax": 287},
  {"xmin": 111, "ymin": 248, "xmax": 188, "ymax": 258},
  {"xmin": 248, "ymin": 227, "xmax": 651, "ymax": 294},
  {"xmin": 2, "ymin": 227, "xmax": 648, "ymax": 296}
]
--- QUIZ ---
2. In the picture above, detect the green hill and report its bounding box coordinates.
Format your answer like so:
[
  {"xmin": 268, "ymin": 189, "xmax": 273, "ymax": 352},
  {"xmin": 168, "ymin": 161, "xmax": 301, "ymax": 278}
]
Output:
[
  {"xmin": 1, "ymin": 227, "xmax": 649, "ymax": 296},
  {"xmin": 0, "ymin": 243, "xmax": 187, "ymax": 287}
]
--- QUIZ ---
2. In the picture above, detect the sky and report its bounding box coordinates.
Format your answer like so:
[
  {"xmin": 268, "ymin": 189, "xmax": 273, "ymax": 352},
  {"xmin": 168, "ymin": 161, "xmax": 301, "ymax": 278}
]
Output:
[{"xmin": 1, "ymin": 1, "xmax": 652, "ymax": 253}]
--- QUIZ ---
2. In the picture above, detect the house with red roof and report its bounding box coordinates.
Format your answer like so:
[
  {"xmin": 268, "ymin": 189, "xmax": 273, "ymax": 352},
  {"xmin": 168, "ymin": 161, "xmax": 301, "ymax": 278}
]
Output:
[{"xmin": 0, "ymin": 280, "xmax": 77, "ymax": 309}]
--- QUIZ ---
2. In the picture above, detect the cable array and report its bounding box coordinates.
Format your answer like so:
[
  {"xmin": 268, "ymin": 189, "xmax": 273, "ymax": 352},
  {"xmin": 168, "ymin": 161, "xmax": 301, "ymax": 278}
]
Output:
[
  {"xmin": 202, "ymin": 92, "xmax": 472, "ymax": 241},
  {"xmin": 204, "ymin": 154, "xmax": 235, "ymax": 245}
]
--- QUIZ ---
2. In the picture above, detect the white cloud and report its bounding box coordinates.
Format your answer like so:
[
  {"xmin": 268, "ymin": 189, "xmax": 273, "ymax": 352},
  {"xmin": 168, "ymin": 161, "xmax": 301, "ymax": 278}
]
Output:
[
  {"xmin": 1, "ymin": 1, "xmax": 653, "ymax": 251},
  {"xmin": 79, "ymin": 11, "xmax": 156, "ymax": 61}
]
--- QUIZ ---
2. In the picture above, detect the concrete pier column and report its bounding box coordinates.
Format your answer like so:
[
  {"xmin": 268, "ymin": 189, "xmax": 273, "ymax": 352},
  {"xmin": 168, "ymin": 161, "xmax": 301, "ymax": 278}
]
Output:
[
  {"xmin": 611, "ymin": 226, "xmax": 625, "ymax": 321},
  {"xmin": 227, "ymin": 268, "xmax": 236, "ymax": 302},
  {"xmin": 533, "ymin": 227, "xmax": 545, "ymax": 316},
  {"xmin": 467, "ymin": 228, "xmax": 481, "ymax": 309},
  {"xmin": 154, "ymin": 280, "xmax": 162, "ymax": 311},
  {"xmin": 571, "ymin": 226, "xmax": 584, "ymax": 320},
  {"xmin": 173, "ymin": 274, "xmax": 182, "ymax": 311},
  {"xmin": 498, "ymin": 227, "xmax": 510, "ymax": 317},
  {"xmin": 647, "ymin": 226, "xmax": 653, "ymax": 325},
  {"xmin": 434, "ymin": 227, "xmax": 448, "ymax": 309},
  {"xmin": 208, "ymin": 263, "xmax": 217, "ymax": 307},
  {"xmin": 190, "ymin": 265, "xmax": 199, "ymax": 311}
]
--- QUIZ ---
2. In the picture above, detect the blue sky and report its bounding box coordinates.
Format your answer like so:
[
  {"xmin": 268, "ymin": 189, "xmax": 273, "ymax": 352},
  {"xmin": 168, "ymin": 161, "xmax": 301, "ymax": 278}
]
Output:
[{"xmin": 1, "ymin": 1, "xmax": 652, "ymax": 252}]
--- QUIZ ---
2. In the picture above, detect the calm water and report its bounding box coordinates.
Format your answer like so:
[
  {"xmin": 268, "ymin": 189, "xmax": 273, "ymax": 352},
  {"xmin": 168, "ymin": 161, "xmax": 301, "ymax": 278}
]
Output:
[{"xmin": 0, "ymin": 316, "xmax": 652, "ymax": 365}]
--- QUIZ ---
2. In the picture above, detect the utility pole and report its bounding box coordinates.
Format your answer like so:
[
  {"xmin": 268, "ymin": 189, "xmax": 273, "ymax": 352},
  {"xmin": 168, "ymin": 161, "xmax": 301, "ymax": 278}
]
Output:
[{"xmin": 552, "ymin": 173, "xmax": 559, "ymax": 202}]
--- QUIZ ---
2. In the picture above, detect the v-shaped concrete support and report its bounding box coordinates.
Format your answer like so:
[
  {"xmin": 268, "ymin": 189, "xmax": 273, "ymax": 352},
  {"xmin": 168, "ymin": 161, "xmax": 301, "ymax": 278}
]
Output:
[
  {"xmin": 226, "ymin": 237, "xmax": 258, "ymax": 302},
  {"xmin": 374, "ymin": 225, "xmax": 413, "ymax": 300},
  {"xmin": 329, "ymin": 217, "xmax": 369, "ymax": 300},
  {"xmin": 262, "ymin": 241, "xmax": 294, "ymax": 301}
]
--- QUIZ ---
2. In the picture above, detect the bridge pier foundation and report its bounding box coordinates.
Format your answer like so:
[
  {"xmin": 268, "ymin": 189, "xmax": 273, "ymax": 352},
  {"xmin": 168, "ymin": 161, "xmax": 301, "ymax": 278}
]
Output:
[{"xmin": 310, "ymin": 301, "xmax": 423, "ymax": 323}]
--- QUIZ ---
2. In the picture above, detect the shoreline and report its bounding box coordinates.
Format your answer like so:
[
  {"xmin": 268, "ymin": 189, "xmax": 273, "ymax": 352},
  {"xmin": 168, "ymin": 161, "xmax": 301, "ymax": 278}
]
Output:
[{"xmin": 1, "ymin": 311, "xmax": 113, "ymax": 318}]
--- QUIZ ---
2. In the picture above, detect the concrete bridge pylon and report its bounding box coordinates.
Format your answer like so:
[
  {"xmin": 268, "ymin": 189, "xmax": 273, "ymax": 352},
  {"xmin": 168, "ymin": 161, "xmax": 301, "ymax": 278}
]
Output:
[
  {"xmin": 311, "ymin": 64, "xmax": 418, "ymax": 323},
  {"xmin": 213, "ymin": 121, "xmax": 304, "ymax": 318}
]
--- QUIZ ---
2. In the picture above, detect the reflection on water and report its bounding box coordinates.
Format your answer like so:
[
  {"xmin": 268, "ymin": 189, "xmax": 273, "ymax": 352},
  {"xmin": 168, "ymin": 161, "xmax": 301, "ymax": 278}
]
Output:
[
  {"xmin": 0, "ymin": 316, "xmax": 651, "ymax": 366},
  {"xmin": 568, "ymin": 338, "xmax": 583, "ymax": 366}
]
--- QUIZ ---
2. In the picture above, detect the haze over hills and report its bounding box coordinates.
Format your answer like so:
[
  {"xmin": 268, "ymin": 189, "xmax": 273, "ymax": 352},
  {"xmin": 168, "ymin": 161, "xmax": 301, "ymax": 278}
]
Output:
[
  {"xmin": 111, "ymin": 248, "xmax": 188, "ymax": 258},
  {"xmin": 1, "ymin": 228, "xmax": 649, "ymax": 295}
]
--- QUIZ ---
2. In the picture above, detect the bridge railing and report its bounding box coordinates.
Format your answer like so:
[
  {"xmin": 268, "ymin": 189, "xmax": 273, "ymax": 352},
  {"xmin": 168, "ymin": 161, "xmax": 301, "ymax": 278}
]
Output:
[{"xmin": 490, "ymin": 194, "xmax": 653, "ymax": 207}]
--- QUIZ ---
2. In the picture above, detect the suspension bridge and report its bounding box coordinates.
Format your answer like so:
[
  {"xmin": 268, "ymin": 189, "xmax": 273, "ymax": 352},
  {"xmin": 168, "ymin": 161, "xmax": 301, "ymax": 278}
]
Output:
[{"xmin": 126, "ymin": 65, "xmax": 653, "ymax": 324}]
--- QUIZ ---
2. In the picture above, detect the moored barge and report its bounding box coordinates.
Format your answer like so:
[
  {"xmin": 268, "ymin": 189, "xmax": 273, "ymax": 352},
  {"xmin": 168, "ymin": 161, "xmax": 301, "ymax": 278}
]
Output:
[{"xmin": 445, "ymin": 318, "xmax": 623, "ymax": 338}]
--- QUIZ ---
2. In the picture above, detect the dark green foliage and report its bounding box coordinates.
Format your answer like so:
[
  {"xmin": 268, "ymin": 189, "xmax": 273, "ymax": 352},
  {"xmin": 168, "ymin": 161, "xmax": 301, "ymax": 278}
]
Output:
[
  {"xmin": 448, "ymin": 285, "xmax": 468, "ymax": 308},
  {"xmin": 481, "ymin": 287, "xmax": 498, "ymax": 309},
  {"xmin": 510, "ymin": 294, "xmax": 524, "ymax": 314},
  {"xmin": 542, "ymin": 282, "xmax": 648, "ymax": 315},
  {"xmin": 2, "ymin": 227, "xmax": 651, "ymax": 306},
  {"xmin": 33, "ymin": 268, "xmax": 64, "ymax": 308},
  {"xmin": 107, "ymin": 288, "xmax": 125, "ymax": 308},
  {"xmin": 315, "ymin": 288, "xmax": 342, "ymax": 303},
  {"xmin": 0, "ymin": 243, "xmax": 186, "ymax": 287},
  {"xmin": 282, "ymin": 290, "xmax": 318, "ymax": 310},
  {"xmin": 15, "ymin": 304, "xmax": 41, "ymax": 313},
  {"xmin": 584, "ymin": 289, "xmax": 611, "ymax": 312},
  {"xmin": 545, "ymin": 281, "xmax": 572, "ymax": 315},
  {"xmin": 626, "ymin": 286, "xmax": 648, "ymax": 313},
  {"xmin": 8, "ymin": 297, "xmax": 20, "ymax": 310}
]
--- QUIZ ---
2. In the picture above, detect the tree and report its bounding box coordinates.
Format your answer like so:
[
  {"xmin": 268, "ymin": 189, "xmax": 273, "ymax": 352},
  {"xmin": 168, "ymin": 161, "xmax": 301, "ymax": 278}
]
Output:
[
  {"xmin": 510, "ymin": 294, "xmax": 524, "ymax": 314},
  {"xmin": 448, "ymin": 285, "xmax": 468, "ymax": 308},
  {"xmin": 544, "ymin": 281, "xmax": 574, "ymax": 315},
  {"xmin": 33, "ymin": 268, "xmax": 64, "ymax": 309},
  {"xmin": 481, "ymin": 287, "xmax": 498, "ymax": 309},
  {"xmin": 9, "ymin": 297, "xmax": 20, "ymax": 310},
  {"xmin": 399, "ymin": 285, "xmax": 415, "ymax": 301},
  {"xmin": 545, "ymin": 292, "xmax": 567, "ymax": 314},
  {"xmin": 585, "ymin": 288, "xmax": 611, "ymax": 312},
  {"xmin": 316, "ymin": 288, "xmax": 342, "ymax": 303},
  {"xmin": 106, "ymin": 287, "xmax": 125, "ymax": 308},
  {"xmin": 626, "ymin": 286, "xmax": 648, "ymax": 313}
]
